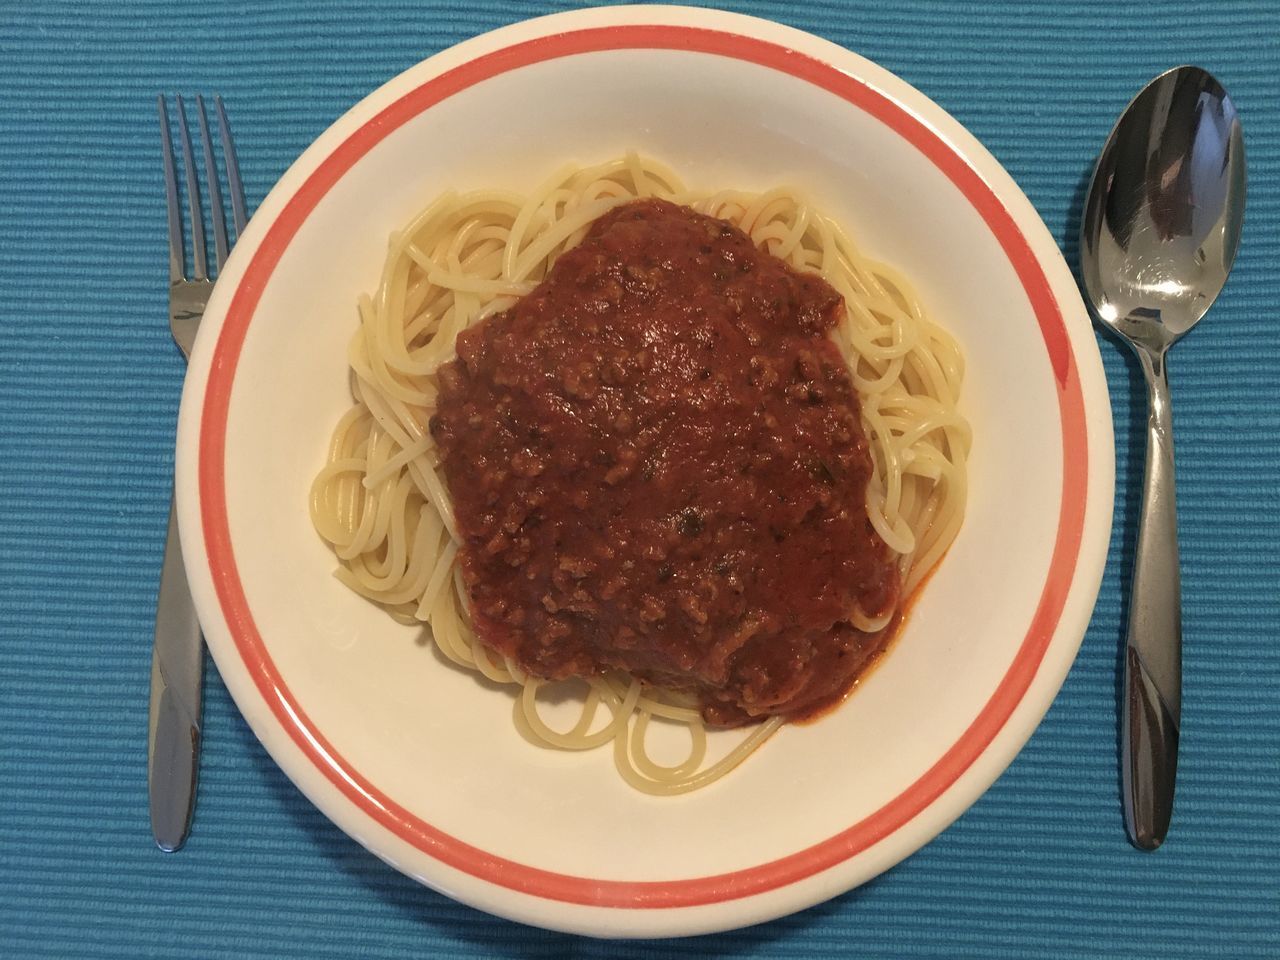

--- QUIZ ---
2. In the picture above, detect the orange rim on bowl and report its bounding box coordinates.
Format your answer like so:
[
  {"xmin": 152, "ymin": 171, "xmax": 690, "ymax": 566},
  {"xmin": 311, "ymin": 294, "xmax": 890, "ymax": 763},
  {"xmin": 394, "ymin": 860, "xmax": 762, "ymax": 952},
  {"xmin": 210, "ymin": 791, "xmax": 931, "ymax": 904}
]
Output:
[{"xmin": 195, "ymin": 21, "xmax": 1091, "ymax": 914}]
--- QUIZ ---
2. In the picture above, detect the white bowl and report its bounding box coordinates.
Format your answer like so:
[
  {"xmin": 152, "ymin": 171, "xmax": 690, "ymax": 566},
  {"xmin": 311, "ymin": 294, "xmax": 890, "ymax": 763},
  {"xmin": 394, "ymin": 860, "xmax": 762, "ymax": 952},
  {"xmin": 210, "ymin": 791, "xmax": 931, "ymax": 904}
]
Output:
[{"xmin": 176, "ymin": 3, "xmax": 1113, "ymax": 939}]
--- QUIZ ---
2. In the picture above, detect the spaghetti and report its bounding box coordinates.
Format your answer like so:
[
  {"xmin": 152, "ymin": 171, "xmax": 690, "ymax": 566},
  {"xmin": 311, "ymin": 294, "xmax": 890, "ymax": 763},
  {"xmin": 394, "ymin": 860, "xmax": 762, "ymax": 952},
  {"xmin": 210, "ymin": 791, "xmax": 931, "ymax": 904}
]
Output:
[{"xmin": 310, "ymin": 156, "xmax": 970, "ymax": 794}]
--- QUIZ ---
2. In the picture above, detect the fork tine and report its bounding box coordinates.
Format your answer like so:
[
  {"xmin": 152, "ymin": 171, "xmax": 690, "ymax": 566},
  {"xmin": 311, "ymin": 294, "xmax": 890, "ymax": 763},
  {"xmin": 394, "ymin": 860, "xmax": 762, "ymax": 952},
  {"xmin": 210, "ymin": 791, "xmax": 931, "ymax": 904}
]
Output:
[
  {"xmin": 157, "ymin": 96, "xmax": 183, "ymax": 283},
  {"xmin": 196, "ymin": 96, "xmax": 229, "ymax": 270},
  {"xmin": 175, "ymin": 96, "xmax": 207, "ymax": 282},
  {"xmin": 214, "ymin": 96, "xmax": 248, "ymax": 236}
]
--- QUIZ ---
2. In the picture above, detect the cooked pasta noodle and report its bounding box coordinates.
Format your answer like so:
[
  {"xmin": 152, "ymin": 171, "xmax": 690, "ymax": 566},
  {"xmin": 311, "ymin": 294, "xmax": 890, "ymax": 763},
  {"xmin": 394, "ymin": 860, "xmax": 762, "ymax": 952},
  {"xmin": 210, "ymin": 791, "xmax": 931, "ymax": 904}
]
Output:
[{"xmin": 310, "ymin": 155, "xmax": 969, "ymax": 794}]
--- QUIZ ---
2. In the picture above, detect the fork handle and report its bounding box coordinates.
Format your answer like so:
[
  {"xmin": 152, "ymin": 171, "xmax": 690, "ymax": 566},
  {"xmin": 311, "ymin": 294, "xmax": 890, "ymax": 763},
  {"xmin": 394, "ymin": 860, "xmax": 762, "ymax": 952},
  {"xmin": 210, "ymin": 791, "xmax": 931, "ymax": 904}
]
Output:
[
  {"xmin": 1122, "ymin": 345, "xmax": 1181, "ymax": 851},
  {"xmin": 147, "ymin": 494, "xmax": 204, "ymax": 852}
]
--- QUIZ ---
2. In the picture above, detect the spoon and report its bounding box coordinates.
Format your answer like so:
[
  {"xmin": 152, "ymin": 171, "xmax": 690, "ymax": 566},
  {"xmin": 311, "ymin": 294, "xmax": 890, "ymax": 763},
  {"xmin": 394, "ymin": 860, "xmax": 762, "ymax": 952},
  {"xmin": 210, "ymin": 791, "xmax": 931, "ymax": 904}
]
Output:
[{"xmin": 1080, "ymin": 66, "xmax": 1245, "ymax": 850}]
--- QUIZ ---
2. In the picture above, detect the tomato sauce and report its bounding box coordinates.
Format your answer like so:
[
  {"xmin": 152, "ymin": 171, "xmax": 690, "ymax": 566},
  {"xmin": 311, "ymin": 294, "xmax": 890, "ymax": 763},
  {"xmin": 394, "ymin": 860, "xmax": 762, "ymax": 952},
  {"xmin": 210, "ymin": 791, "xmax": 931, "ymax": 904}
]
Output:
[{"xmin": 431, "ymin": 199, "xmax": 899, "ymax": 726}]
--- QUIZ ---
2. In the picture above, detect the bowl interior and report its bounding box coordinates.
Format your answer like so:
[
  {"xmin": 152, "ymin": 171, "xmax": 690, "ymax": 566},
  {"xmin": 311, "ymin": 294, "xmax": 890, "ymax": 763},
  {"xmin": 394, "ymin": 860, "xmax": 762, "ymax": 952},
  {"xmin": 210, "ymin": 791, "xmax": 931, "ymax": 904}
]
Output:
[{"xmin": 217, "ymin": 44, "xmax": 1065, "ymax": 880}]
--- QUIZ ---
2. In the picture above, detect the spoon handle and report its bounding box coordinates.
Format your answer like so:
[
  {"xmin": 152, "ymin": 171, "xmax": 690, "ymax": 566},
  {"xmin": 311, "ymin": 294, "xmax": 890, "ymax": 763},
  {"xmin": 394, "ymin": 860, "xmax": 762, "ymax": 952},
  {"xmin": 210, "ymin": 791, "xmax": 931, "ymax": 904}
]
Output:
[{"xmin": 1122, "ymin": 345, "xmax": 1183, "ymax": 850}]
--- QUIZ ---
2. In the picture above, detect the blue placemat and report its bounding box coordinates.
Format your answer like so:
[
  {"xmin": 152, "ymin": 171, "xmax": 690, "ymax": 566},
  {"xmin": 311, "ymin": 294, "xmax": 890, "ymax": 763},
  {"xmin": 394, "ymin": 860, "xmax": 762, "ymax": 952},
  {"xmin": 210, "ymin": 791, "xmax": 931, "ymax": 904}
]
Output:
[{"xmin": 2, "ymin": 1, "xmax": 1278, "ymax": 956}]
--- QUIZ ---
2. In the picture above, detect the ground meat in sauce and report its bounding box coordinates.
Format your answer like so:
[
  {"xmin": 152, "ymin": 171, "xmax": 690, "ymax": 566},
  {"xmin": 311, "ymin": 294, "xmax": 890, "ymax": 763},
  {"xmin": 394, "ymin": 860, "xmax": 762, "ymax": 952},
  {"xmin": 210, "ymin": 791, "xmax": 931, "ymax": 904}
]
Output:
[{"xmin": 430, "ymin": 198, "xmax": 900, "ymax": 726}]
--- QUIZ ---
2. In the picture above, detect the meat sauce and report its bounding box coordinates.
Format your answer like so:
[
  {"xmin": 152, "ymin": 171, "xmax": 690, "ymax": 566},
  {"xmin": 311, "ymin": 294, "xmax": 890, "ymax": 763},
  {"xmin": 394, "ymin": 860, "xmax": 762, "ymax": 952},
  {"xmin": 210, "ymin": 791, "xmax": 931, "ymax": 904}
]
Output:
[{"xmin": 431, "ymin": 198, "xmax": 899, "ymax": 726}]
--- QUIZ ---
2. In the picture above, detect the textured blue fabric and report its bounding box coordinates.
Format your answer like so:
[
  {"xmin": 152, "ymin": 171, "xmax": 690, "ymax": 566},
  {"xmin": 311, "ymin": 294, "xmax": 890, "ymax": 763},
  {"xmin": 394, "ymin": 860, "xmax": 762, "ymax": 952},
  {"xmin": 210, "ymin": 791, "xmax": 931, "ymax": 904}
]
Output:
[{"xmin": 2, "ymin": 1, "xmax": 1278, "ymax": 956}]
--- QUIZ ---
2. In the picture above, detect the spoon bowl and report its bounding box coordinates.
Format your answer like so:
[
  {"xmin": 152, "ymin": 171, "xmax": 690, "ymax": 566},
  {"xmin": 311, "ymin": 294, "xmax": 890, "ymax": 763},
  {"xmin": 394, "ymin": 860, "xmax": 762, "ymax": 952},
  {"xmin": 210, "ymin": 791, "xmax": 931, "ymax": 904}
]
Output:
[
  {"xmin": 1082, "ymin": 66, "xmax": 1245, "ymax": 347},
  {"xmin": 1080, "ymin": 65, "xmax": 1246, "ymax": 851}
]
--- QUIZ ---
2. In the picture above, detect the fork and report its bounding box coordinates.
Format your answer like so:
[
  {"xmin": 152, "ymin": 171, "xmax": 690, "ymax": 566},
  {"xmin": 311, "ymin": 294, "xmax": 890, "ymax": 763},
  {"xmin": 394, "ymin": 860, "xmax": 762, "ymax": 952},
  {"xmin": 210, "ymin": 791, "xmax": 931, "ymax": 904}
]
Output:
[{"xmin": 149, "ymin": 94, "xmax": 247, "ymax": 852}]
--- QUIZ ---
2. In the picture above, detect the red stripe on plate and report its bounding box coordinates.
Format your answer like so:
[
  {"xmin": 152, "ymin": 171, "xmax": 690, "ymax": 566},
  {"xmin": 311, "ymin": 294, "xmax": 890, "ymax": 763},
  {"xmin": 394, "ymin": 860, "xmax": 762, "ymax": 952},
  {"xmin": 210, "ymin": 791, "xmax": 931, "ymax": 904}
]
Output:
[{"xmin": 199, "ymin": 24, "xmax": 1089, "ymax": 908}]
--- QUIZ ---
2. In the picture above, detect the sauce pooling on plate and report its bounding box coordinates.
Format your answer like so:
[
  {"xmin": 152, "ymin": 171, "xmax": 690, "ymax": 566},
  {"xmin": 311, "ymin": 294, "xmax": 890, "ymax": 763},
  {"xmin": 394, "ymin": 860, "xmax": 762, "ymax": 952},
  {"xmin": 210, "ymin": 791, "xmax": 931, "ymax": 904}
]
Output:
[{"xmin": 431, "ymin": 198, "xmax": 899, "ymax": 726}]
